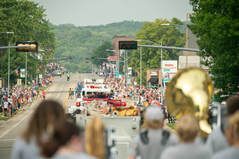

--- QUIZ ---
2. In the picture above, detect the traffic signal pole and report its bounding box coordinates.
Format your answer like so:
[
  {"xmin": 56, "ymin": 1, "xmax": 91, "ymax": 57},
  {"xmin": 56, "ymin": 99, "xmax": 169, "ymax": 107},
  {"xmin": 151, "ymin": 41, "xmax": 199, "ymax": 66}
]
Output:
[
  {"xmin": 138, "ymin": 44, "xmax": 200, "ymax": 52},
  {"xmin": 0, "ymin": 44, "xmax": 38, "ymax": 89},
  {"xmin": 140, "ymin": 47, "xmax": 142, "ymax": 90},
  {"xmin": 0, "ymin": 45, "xmax": 36, "ymax": 50},
  {"xmin": 25, "ymin": 52, "xmax": 28, "ymax": 86},
  {"xmin": 8, "ymin": 41, "xmax": 11, "ymax": 96}
]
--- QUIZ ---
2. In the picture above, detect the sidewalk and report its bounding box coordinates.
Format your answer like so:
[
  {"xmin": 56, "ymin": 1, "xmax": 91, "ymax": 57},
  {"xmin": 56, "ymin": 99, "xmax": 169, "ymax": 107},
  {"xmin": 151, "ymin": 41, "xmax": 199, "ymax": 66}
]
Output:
[
  {"xmin": 0, "ymin": 84, "xmax": 53, "ymax": 134},
  {"xmin": 0, "ymin": 97, "xmax": 41, "ymax": 138}
]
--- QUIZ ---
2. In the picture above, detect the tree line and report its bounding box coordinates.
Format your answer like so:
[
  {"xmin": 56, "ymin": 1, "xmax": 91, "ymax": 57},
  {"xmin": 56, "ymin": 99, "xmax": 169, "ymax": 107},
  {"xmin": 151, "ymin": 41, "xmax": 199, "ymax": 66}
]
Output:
[
  {"xmin": 190, "ymin": 0, "xmax": 239, "ymax": 101},
  {"xmin": 0, "ymin": 0, "xmax": 55, "ymax": 86}
]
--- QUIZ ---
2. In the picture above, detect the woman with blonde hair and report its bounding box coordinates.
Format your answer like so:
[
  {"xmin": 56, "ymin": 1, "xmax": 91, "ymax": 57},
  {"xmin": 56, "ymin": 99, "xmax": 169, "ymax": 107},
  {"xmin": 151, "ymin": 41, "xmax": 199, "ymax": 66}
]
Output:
[
  {"xmin": 85, "ymin": 116, "xmax": 106, "ymax": 159},
  {"xmin": 11, "ymin": 100, "xmax": 66, "ymax": 159},
  {"xmin": 161, "ymin": 115, "xmax": 212, "ymax": 159},
  {"xmin": 213, "ymin": 111, "xmax": 239, "ymax": 159}
]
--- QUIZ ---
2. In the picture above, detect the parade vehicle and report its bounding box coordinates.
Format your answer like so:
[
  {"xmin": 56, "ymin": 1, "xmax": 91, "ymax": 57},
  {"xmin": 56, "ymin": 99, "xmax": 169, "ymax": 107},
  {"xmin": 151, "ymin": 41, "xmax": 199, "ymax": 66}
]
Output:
[
  {"xmin": 68, "ymin": 78, "xmax": 139, "ymax": 117},
  {"xmin": 76, "ymin": 114, "xmax": 141, "ymax": 159},
  {"xmin": 81, "ymin": 79, "xmax": 111, "ymax": 101},
  {"xmin": 68, "ymin": 79, "xmax": 111, "ymax": 114}
]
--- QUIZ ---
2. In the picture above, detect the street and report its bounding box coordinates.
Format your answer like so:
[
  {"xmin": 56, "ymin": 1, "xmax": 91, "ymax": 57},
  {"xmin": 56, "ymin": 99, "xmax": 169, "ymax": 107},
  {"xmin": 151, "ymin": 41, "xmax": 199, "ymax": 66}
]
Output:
[
  {"xmin": 1, "ymin": 1, "xmax": 239, "ymax": 159},
  {"xmin": 0, "ymin": 73, "xmax": 82, "ymax": 159}
]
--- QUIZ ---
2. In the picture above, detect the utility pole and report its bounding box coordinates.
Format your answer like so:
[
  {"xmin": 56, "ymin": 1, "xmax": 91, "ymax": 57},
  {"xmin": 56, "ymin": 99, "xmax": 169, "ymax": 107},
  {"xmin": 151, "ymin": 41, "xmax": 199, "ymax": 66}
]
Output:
[
  {"xmin": 8, "ymin": 40, "xmax": 11, "ymax": 96},
  {"xmin": 160, "ymin": 41, "xmax": 163, "ymax": 104},
  {"xmin": 124, "ymin": 50, "xmax": 128, "ymax": 88},
  {"xmin": 6, "ymin": 32, "xmax": 14, "ymax": 96},
  {"xmin": 25, "ymin": 52, "xmax": 28, "ymax": 86},
  {"xmin": 140, "ymin": 47, "xmax": 142, "ymax": 90}
]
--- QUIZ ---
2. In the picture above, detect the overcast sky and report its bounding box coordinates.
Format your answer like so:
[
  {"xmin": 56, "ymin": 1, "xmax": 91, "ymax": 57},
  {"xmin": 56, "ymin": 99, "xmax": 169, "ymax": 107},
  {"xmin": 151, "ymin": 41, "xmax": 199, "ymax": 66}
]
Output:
[{"xmin": 34, "ymin": 0, "xmax": 192, "ymax": 26}]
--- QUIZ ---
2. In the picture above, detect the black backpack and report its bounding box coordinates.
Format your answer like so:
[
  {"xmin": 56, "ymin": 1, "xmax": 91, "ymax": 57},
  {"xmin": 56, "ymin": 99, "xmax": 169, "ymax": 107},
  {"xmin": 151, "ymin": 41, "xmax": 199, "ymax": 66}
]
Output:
[{"xmin": 140, "ymin": 129, "xmax": 171, "ymax": 145}]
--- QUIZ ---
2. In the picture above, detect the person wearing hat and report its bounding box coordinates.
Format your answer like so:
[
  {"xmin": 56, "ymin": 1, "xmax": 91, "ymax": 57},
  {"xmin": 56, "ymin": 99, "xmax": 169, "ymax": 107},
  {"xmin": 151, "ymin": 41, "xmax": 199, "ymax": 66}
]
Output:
[{"xmin": 128, "ymin": 106, "xmax": 178, "ymax": 159}]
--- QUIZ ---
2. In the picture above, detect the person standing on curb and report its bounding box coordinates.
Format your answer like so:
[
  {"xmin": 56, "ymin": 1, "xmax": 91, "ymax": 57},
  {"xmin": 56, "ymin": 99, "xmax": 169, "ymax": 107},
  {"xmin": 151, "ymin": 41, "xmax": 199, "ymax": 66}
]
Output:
[
  {"xmin": 3, "ymin": 98, "xmax": 8, "ymax": 116},
  {"xmin": 41, "ymin": 89, "xmax": 46, "ymax": 100}
]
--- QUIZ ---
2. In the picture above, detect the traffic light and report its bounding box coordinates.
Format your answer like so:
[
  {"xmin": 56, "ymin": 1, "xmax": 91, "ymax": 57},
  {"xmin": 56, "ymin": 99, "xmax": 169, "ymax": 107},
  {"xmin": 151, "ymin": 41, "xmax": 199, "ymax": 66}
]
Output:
[
  {"xmin": 119, "ymin": 41, "xmax": 137, "ymax": 50},
  {"xmin": 16, "ymin": 41, "xmax": 38, "ymax": 52}
]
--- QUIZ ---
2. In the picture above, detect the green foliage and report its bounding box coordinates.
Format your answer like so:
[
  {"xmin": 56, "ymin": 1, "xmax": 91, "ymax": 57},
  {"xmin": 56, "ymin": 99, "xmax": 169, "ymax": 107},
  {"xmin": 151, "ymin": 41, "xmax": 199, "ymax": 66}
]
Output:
[
  {"xmin": 190, "ymin": 0, "xmax": 239, "ymax": 101},
  {"xmin": 53, "ymin": 21, "xmax": 144, "ymax": 72},
  {"xmin": 91, "ymin": 41, "xmax": 112, "ymax": 65},
  {"xmin": 128, "ymin": 18, "xmax": 185, "ymax": 85},
  {"xmin": 0, "ymin": 0, "xmax": 55, "ymax": 85}
]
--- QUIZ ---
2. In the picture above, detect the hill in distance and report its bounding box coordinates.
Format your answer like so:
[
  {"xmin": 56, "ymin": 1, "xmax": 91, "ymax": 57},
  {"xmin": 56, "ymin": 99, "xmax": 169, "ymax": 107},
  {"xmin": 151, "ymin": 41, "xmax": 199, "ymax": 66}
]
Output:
[{"xmin": 53, "ymin": 21, "xmax": 144, "ymax": 72}]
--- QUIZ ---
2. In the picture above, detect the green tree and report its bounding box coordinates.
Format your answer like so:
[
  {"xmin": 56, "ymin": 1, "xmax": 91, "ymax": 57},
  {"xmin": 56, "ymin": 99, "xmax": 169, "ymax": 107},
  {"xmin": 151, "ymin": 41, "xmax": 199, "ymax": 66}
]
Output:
[
  {"xmin": 53, "ymin": 21, "xmax": 144, "ymax": 72},
  {"xmin": 190, "ymin": 0, "xmax": 239, "ymax": 101},
  {"xmin": 128, "ymin": 18, "xmax": 185, "ymax": 85},
  {"xmin": 91, "ymin": 41, "xmax": 112, "ymax": 66},
  {"xmin": 0, "ymin": 0, "xmax": 55, "ymax": 85}
]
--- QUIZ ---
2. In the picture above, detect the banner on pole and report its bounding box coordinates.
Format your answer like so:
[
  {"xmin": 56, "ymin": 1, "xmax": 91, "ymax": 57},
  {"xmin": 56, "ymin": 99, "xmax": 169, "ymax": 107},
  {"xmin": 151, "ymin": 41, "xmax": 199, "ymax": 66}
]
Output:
[{"xmin": 161, "ymin": 60, "xmax": 178, "ymax": 83}]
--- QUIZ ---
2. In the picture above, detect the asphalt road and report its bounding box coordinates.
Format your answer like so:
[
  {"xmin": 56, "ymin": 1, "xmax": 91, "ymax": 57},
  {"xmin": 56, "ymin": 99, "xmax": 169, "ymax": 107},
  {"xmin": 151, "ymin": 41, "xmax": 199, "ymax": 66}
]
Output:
[{"xmin": 0, "ymin": 73, "xmax": 85, "ymax": 159}]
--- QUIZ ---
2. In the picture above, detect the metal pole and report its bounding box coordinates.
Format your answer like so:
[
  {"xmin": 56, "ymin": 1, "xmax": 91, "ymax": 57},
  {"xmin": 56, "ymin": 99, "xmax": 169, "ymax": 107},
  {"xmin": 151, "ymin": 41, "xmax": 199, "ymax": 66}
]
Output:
[
  {"xmin": 160, "ymin": 41, "xmax": 163, "ymax": 105},
  {"xmin": 140, "ymin": 47, "xmax": 142, "ymax": 90},
  {"xmin": 124, "ymin": 50, "xmax": 126, "ymax": 87},
  {"xmin": 7, "ymin": 41, "xmax": 10, "ymax": 96},
  {"xmin": 126, "ymin": 50, "xmax": 128, "ymax": 87},
  {"xmin": 138, "ymin": 44, "xmax": 200, "ymax": 52},
  {"xmin": 92, "ymin": 63, "xmax": 93, "ymax": 75},
  {"xmin": 25, "ymin": 52, "xmax": 28, "ymax": 86}
]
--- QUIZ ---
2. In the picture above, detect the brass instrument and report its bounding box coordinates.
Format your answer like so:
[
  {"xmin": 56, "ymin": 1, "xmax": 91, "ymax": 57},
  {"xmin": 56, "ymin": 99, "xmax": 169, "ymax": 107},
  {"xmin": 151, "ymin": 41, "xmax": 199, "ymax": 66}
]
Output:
[{"xmin": 165, "ymin": 67, "xmax": 213, "ymax": 134}]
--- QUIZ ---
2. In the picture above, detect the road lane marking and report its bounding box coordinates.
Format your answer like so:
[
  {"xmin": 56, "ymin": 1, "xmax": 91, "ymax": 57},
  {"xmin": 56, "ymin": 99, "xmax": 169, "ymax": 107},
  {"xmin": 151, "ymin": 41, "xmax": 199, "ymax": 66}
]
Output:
[
  {"xmin": 0, "ymin": 75, "xmax": 78, "ymax": 139},
  {"xmin": 0, "ymin": 110, "xmax": 33, "ymax": 139}
]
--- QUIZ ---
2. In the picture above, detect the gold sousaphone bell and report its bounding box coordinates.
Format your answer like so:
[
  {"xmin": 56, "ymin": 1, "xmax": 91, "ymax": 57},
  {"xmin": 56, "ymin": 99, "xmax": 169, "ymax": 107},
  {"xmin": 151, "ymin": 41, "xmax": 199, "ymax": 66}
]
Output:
[{"xmin": 165, "ymin": 67, "xmax": 214, "ymax": 134}]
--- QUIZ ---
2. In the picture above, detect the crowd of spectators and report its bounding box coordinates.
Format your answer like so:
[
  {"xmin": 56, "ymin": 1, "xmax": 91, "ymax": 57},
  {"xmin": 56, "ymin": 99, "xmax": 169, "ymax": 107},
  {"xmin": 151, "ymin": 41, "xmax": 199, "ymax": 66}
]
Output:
[
  {"xmin": 104, "ymin": 76, "xmax": 162, "ymax": 107},
  {"xmin": 0, "ymin": 76, "xmax": 53, "ymax": 117},
  {"xmin": 10, "ymin": 95, "xmax": 239, "ymax": 159}
]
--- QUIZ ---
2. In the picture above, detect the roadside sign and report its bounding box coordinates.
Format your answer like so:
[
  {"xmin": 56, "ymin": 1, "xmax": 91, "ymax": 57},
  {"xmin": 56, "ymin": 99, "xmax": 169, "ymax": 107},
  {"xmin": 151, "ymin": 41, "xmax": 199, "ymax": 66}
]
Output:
[
  {"xmin": 17, "ymin": 79, "xmax": 22, "ymax": 86},
  {"xmin": 163, "ymin": 78, "xmax": 170, "ymax": 83},
  {"xmin": 20, "ymin": 68, "xmax": 25, "ymax": 78},
  {"xmin": 0, "ymin": 78, "xmax": 2, "ymax": 88},
  {"xmin": 161, "ymin": 60, "xmax": 177, "ymax": 83}
]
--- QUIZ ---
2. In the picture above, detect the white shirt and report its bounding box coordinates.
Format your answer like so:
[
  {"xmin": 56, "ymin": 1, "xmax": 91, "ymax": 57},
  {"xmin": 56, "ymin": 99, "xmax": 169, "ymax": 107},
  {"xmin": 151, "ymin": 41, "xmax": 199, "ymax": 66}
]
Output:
[{"xmin": 4, "ymin": 101, "xmax": 8, "ymax": 108}]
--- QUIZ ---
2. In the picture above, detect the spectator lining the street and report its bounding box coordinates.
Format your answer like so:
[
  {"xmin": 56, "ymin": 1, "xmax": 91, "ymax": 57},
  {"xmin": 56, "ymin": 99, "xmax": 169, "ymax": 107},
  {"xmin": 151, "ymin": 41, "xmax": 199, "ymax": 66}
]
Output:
[
  {"xmin": 11, "ymin": 100, "xmax": 65, "ymax": 159},
  {"xmin": 161, "ymin": 115, "xmax": 212, "ymax": 159}
]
